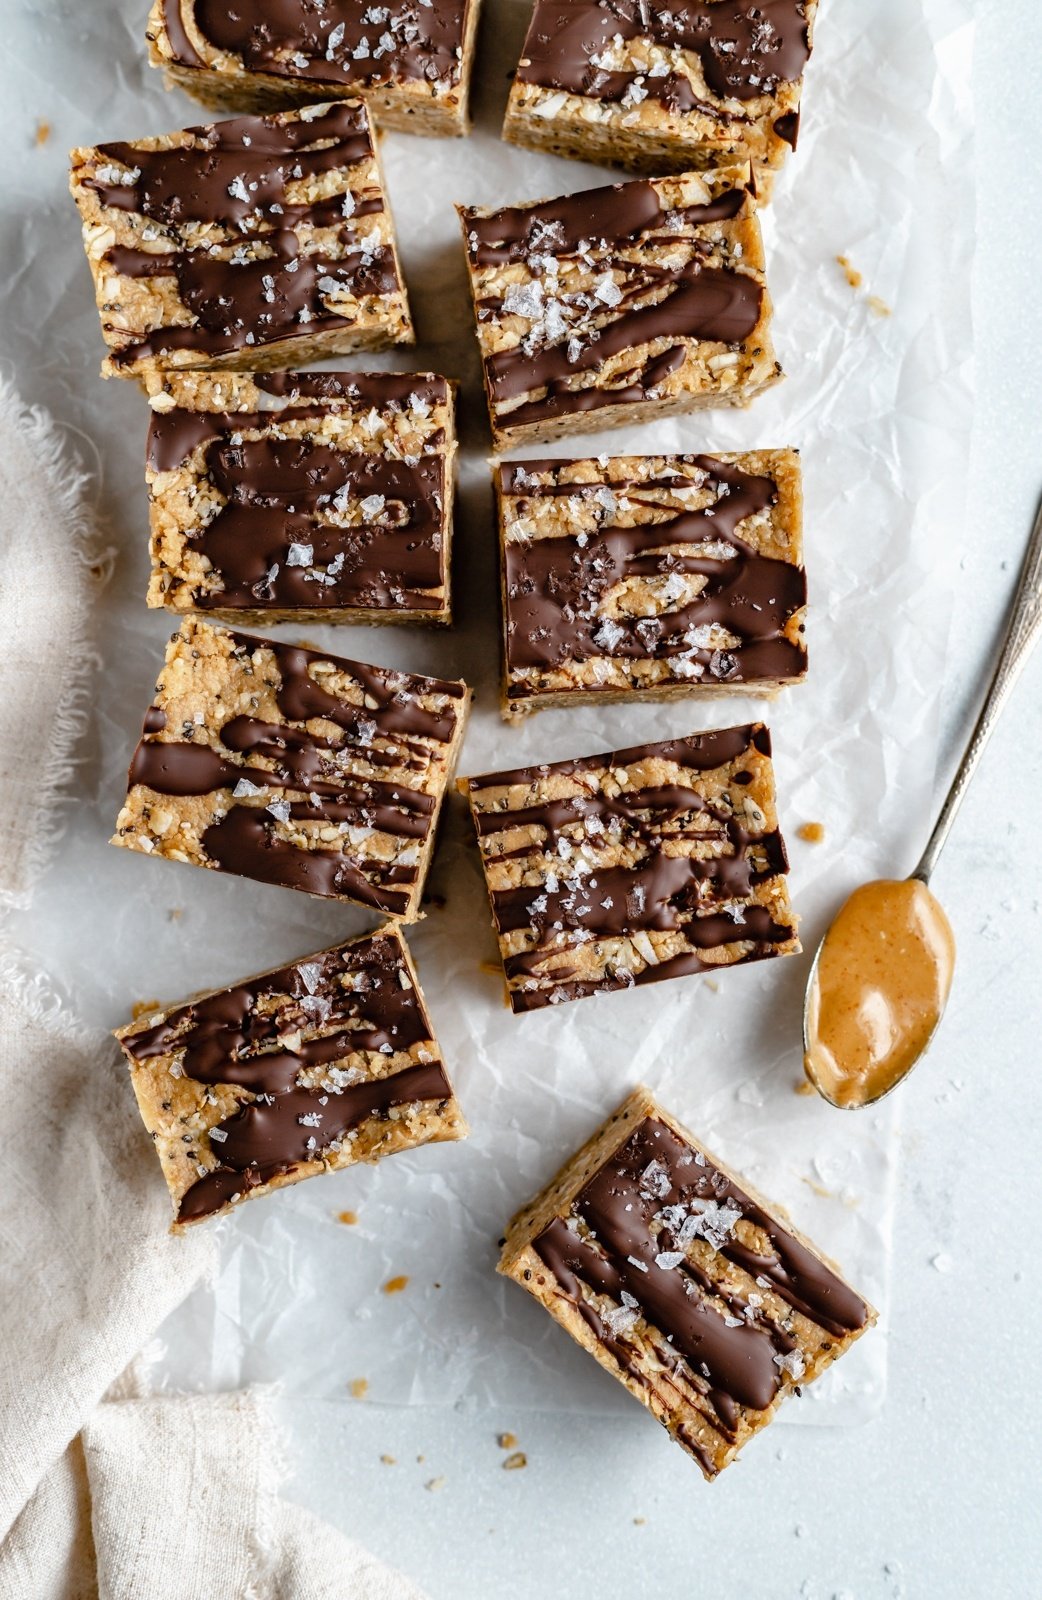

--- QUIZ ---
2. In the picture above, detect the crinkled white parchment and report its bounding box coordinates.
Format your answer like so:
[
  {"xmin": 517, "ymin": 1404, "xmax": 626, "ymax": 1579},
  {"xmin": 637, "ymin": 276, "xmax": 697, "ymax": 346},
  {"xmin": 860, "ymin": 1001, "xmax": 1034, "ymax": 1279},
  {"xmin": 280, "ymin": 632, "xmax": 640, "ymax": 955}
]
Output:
[{"xmin": 2, "ymin": 0, "xmax": 972, "ymax": 1424}]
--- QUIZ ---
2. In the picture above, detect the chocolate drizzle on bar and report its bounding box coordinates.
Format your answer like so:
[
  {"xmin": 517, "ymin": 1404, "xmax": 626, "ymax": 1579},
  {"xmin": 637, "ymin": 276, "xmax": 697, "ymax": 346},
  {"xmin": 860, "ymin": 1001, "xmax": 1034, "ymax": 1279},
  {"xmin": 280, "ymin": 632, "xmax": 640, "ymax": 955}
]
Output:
[
  {"xmin": 532, "ymin": 1114, "xmax": 868, "ymax": 1463},
  {"xmin": 127, "ymin": 624, "xmax": 464, "ymax": 912},
  {"xmin": 501, "ymin": 454, "xmax": 806, "ymax": 690},
  {"xmin": 87, "ymin": 104, "xmax": 400, "ymax": 368},
  {"xmin": 164, "ymin": 0, "xmax": 468, "ymax": 90},
  {"xmin": 124, "ymin": 933, "xmax": 452, "ymax": 1222},
  {"xmin": 147, "ymin": 373, "xmax": 450, "ymax": 613},
  {"xmin": 463, "ymin": 178, "xmax": 763, "ymax": 431},
  {"xmin": 466, "ymin": 726, "xmax": 794, "ymax": 1011},
  {"xmin": 515, "ymin": 0, "xmax": 813, "ymax": 113}
]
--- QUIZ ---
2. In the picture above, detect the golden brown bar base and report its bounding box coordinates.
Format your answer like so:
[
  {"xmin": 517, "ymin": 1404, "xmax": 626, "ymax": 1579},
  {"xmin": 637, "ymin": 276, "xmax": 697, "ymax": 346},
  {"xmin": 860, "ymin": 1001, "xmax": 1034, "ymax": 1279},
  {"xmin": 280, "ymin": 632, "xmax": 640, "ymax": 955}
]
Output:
[
  {"xmin": 501, "ymin": 1, "xmax": 819, "ymax": 202},
  {"xmin": 156, "ymin": 62, "xmax": 473, "ymax": 136},
  {"xmin": 145, "ymin": 370, "xmax": 456, "ymax": 624},
  {"xmin": 496, "ymin": 450, "xmax": 805, "ymax": 710},
  {"xmin": 461, "ymin": 724, "xmax": 798, "ymax": 1012},
  {"xmin": 489, "ymin": 374, "xmax": 780, "ymax": 451},
  {"xmin": 146, "ymin": 1, "xmax": 483, "ymax": 136},
  {"xmin": 458, "ymin": 168, "xmax": 781, "ymax": 450},
  {"xmin": 502, "ymin": 678, "xmax": 791, "ymax": 722},
  {"xmin": 502, "ymin": 105, "xmax": 780, "ymax": 199},
  {"xmin": 116, "ymin": 322, "xmax": 415, "ymax": 387},
  {"xmin": 500, "ymin": 1086, "xmax": 876, "ymax": 1478},
  {"xmin": 70, "ymin": 101, "xmax": 414, "ymax": 384},
  {"xmin": 113, "ymin": 618, "xmax": 470, "ymax": 921},
  {"xmin": 117, "ymin": 925, "xmax": 466, "ymax": 1230},
  {"xmin": 179, "ymin": 605, "xmax": 452, "ymax": 629}
]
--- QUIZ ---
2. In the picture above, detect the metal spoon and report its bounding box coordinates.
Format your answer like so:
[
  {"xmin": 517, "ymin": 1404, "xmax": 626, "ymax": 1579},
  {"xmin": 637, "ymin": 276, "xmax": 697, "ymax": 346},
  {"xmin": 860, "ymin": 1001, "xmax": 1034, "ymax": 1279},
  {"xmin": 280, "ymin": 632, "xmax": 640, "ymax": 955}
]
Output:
[{"xmin": 803, "ymin": 495, "xmax": 1042, "ymax": 1108}]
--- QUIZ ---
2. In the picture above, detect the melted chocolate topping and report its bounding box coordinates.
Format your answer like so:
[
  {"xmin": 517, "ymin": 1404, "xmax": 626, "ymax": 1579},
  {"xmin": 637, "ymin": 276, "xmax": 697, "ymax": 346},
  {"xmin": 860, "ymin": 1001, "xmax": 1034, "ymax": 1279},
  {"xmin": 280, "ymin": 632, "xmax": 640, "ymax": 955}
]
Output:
[
  {"xmin": 147, "ymin": 371, "xmax": 449, "ymax": 472},
  {"xmin": 487, "ymin": 268, "xmax": 761, "ymax": 411},
  {"xmin": 467, "ymin": 724, "xmax": 769, "ymax": 791},
  {"xmin": 533, "ymin": 1115, "xmax": 868, "ymax": 1447},
  {"xmin": 466, "ymin": 178, "xmax": 747, "ymax": 267},
  {"xmin": 126, "ymin": 625, "xmax": 463, "ymax": 912},
  {"xmin": 463, "ymin": 179, "xmax": 762, "ymax": 428},
  {"xmin": 158, "ymin": 0, "xmax": 204, "ymax": 67},
  {"xmin": 166, "ymin": 0, "xmax": 468, "ymax": 89},
  {"xmin": 467, "ymin": 726, "xmax": 793, "ymax": 1011},
  {"xmin": 151, "ymin": 411, "xmax": 447, "ymax": 612},
  {"xmin": 124, "ymin": 933, "xmax": 451, "ymax": 1222},
  {"xmin": 257, "ymin": 370, "xmax": 449, "ymax": 404},
  {"xmin": 91, "ymin": 105, "xmax": 376, "ymax": 224},
  {"xmin": 515, "ymin": 1, "xmax": 812, "ymax": 111},
  {"xmin": 502, "ymin": 455, "xmax": 805, "ymax": 687},
  {"xmin": 774, "ymin": 109, "xmax": 801, "ymax": 148},
  {"xmin": 89, "ymin": 104, "xmax": 401, "ymax": 368}
]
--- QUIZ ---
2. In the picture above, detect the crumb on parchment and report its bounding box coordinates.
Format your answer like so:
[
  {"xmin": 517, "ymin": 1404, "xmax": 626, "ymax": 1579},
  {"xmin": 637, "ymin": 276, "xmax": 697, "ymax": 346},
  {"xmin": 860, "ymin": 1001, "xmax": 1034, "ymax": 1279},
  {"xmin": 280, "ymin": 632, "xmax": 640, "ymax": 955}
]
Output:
[
  {"xmin": 383, "ymin": 1275, "xmax": 409, "ymax": 1294},
  {"xmin": 837, "ymin": 256, "xmax": 892, "ymax": 317},
  {"xmin": 797, "ymin": 821, "xmax": 825, "ymax": 843},
  {"xmin": 348, "ymin": 1377, "xmax": 368, "ymax": 1400},
  {"xmin": 801, "ymin": 1176, "xmax": 832, "ymax": 1199}
]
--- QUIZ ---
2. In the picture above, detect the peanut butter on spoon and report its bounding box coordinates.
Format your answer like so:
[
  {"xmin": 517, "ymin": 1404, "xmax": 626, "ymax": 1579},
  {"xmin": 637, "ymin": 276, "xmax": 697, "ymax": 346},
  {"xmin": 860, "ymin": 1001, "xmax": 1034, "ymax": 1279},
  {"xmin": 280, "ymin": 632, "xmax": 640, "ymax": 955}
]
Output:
[
  {"xmin": 804, "ymin": 880, "xmax": 955, "ymax": 1108},
  {"xmin": 803, "ymin": 497, "xmax": 1042, "ymax": 1109}
]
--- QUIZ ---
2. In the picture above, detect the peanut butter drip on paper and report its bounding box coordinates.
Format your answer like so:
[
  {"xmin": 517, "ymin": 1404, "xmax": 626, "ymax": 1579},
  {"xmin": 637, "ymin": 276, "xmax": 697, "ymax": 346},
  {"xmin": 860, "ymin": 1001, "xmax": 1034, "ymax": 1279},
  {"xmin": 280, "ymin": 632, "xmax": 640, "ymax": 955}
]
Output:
[
  {"xmin": 165, "ymin": 0, "xmax": 467, "ymax": 88},
  {"xmin": 148, "ymin": 375, "xmax": 449, "ymax": 612},
  {"xmin": 533, "ymin": 1116, "xmax": 869, "ymax": 1467},
  {"xmin": 89, "ymin": 104, "xmax": 399, "ymax": 368},
  {"xmin": 501, "ymin": 455, "xmax": 805, "ymax": 685},
  {"xmin": 467, "ymin": 726, "xmax": 793, "ymax": 1011},
  {"xmin": 804, "ymin": 879, "xmax": 956, "ymax": 1108},
  {"xmin": 128, "ymin": 628, "xmax": 462, "ymax": 912},
  {"xmin": 515, "ymin": 0, "xmax": 812, "ymax": 112},
  {"xmin": 127, "ymin": 934, "xmax": 451, "ymax": 1221}
]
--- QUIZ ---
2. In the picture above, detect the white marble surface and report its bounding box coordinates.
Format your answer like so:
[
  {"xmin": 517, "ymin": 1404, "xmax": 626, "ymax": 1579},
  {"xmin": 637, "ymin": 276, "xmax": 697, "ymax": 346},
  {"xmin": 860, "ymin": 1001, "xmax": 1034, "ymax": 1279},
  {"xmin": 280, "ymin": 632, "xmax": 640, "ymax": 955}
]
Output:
[{"xmin": 2, "ymin": 1, "xmax": 1039, "ymax": 1595}]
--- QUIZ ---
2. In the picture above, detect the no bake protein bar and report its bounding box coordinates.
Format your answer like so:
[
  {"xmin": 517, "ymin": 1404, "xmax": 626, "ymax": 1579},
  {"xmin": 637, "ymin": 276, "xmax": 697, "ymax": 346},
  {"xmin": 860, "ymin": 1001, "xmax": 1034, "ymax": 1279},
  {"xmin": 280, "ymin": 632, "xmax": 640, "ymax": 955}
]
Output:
[
  {"xmin": 145, "ymin": 369, "xmax": 456, "ymax": 624},
  {"xmin": 113, "ymin": 617, "xmax": 469, "ymax": 918},
  {"xmin": 70, "ymin": 100, "xmax": 413, "ymax": 382},
  {"xmin": 458, "ymin": 166, "xmax": 780, "ymax": 447},
  {"xmin": 504, "ymin": 0, "xmax": 818, "ymax": 195},
  {"xmin": 117, "ymin": 925, "xmax": 466, "ymax": 1228},
  {"xmin": 146, "ymin": 0, "xmax": 483, "ymax": 135},
  {"xmin": 499, "ymin": 1085, "xmax": 875, "ymax": 1477},
  {"xmin": 461, "ymin": 723, "xmax": 798, "ymax": 1012},
  {"xmin": 497, "ymin": 450, "xmax": 806, "ymax": 718}
]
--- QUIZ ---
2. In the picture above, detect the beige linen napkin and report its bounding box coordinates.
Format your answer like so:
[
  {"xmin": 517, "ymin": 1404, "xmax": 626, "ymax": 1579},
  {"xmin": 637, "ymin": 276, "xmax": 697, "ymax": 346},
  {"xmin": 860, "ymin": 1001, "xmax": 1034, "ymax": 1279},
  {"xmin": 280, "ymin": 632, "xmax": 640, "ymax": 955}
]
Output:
[{"xmin": 0, "ymin": 379, "xmax": 425, "ymax": 1599}]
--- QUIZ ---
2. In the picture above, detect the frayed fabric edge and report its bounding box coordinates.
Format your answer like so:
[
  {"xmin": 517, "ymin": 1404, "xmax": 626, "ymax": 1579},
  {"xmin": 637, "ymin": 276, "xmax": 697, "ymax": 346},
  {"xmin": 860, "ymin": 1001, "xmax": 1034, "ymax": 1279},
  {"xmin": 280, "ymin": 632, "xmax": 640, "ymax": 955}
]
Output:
[{"xmin": 0, "ymin": 376, "xmax": 114, "ymax": 911}]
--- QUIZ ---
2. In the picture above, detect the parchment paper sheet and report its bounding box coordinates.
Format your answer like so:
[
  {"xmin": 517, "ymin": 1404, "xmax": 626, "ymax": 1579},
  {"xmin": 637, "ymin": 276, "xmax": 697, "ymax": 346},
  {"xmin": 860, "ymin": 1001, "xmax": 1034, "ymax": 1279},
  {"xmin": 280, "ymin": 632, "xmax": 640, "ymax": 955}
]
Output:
[{"xmin": 0, "ymin": 0, "xmax": 973, "ymax": 1422}]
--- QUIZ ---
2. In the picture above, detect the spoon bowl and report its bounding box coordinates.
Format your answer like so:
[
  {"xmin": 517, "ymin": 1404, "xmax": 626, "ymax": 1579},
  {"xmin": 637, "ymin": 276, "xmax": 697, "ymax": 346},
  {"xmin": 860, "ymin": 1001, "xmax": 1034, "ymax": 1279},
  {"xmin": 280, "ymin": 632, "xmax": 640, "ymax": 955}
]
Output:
[
  {"xmin": 801, "ymin": 876, "xmax": 955, "ymax": 1110},
  {"xmin": 800, "ymin": 494, "xmax": 1042, "ymax": 1109}
]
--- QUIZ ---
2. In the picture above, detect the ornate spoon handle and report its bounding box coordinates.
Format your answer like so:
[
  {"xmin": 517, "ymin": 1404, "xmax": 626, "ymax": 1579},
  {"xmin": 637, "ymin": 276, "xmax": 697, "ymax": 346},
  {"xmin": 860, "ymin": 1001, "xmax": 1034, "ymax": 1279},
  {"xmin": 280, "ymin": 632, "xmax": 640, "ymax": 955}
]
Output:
[{"xmin": 914, "ymin": 496, "xmax": 1042, "ymax": 883}]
